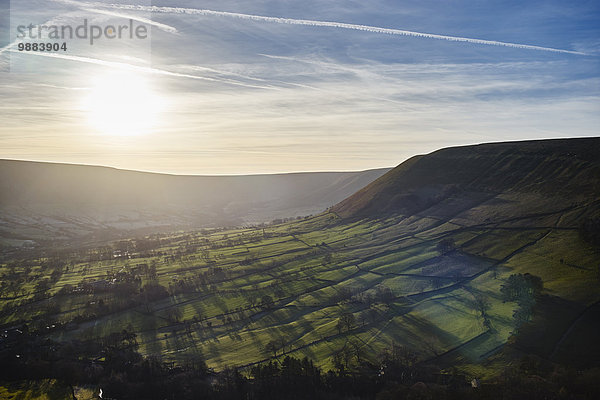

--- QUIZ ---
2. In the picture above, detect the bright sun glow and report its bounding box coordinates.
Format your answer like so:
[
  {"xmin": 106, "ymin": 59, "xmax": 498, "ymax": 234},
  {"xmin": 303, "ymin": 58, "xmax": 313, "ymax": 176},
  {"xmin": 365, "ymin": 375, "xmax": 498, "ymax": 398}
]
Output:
[{"xmin": 83, "ymin": 72, "xmax": 165, "ymax": 136}]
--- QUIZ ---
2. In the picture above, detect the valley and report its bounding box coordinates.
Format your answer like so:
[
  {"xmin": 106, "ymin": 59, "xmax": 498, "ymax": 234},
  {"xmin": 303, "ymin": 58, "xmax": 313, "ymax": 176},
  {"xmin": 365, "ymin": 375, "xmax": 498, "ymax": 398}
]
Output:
[{"xmin": 1, "ymin": 138, "xmax": 599, "ymax": 398}]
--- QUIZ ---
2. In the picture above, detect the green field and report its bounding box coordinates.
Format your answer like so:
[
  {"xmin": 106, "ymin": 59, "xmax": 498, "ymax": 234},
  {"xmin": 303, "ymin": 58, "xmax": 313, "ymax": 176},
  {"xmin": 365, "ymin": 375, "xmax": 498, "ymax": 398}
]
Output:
[{"xmin": 2, "ymin": 196, "xmax": 598, "ymax": 376}]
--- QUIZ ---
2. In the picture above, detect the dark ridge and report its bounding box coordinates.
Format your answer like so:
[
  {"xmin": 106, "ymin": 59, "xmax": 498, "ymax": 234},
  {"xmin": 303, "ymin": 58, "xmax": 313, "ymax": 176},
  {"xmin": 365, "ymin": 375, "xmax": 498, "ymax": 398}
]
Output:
[{"xmin": 334, "ymin": 137, "xmax": 600, "ymax": 218}]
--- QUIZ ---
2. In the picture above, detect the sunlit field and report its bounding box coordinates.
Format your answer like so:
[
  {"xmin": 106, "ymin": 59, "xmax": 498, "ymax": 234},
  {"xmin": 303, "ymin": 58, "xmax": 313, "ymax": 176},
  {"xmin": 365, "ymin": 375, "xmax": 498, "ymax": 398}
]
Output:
[{"xmin": 2, "ymin": 198, "xmax": 597, "ymax": 377}]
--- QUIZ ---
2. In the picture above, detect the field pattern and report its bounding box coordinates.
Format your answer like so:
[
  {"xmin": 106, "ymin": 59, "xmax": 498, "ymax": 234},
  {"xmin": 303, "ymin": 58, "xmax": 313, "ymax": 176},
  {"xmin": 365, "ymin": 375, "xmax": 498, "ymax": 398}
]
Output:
[{"xmin": 1, "ymin": 195, "xmax": 598, "ymax": 375}]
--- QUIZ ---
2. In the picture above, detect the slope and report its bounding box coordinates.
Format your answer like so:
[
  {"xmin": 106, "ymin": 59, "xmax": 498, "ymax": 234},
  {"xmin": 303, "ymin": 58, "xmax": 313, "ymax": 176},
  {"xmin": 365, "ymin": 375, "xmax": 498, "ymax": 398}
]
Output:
[
  {"xmin": 0, "ymin": 160, "xmax": 389, "ymax": 245},
  {"xmin": 334, "ymin": 137, "xmax": 600, "ymax": 218},
  {"xmin": 1, "ymin": 138, "xmax": 599, "ymax": 379}
]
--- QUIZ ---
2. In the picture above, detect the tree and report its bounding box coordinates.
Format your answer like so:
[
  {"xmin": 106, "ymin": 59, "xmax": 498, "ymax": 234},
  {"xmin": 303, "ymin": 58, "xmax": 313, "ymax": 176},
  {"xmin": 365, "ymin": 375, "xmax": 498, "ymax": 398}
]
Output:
[
  {"xmin": 278, "ymin": 336, "xmax": 288, "ymax": 354},
  {"xmin": 500, "ymin": 273, "xmax": 543, "ymax": 303},
  {"xmin": 349, "ymin": 340, "xmax": 364, "ymax": 364},
  {"xmin": 436, "ymin": 238, "xmax": 456, "ymax": 255},
  {"xmin": 500, "ymin": 273, "xmax": 543, "ymax": 327},
  {"xmin": 261, "ymin": 295, "xmax": 275, "ymax": 310},
  {"xmin": 473, "ymin": 294, "xmax": 491, "ymax": 329},
  {"xmin": 332, "ymin": 346, "xmax": 354, "ymax": 373},
  {"xmin": 140, "ymin": 282, "xmax": 168, "ymax": 310},
  {"xmin": 375, "ymin": 285, "xmax": 395, "ymax": 304},
  {"xmin": 336, "ymin": 319, "xmax": 344, "ymax": 335},
  {"xmin": 265, "ymin": 341, "xmax": 278, "ymax": 357},
  {"xmin": 474, "ymin": 294, "xmax": 490, "ymax": 318},
  {"xmin": 166, "ymin": 307, "xmax": 183, "ymax": 323},
  {"xmin": 248, "ymin": 293, "xmax": 258, "ymax": 308},
  {"xmin": 336, "ymin": 312, "xmax": 356, "ymax": 334}
]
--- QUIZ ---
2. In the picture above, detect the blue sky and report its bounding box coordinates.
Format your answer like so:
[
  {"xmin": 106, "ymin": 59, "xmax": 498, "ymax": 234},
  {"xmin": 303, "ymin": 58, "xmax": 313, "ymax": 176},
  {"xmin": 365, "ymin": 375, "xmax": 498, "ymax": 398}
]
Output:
[{"xmin": 0, "ymin": 0, "xmax": 598, "ymax": 174}]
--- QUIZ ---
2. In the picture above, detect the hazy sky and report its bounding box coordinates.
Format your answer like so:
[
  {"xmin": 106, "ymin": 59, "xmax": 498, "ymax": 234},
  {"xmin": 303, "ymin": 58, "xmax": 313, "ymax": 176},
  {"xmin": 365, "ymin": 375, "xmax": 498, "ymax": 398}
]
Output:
[{"xmin": 0, "ymin": 0, "xmax": 599, "ymax": 174}]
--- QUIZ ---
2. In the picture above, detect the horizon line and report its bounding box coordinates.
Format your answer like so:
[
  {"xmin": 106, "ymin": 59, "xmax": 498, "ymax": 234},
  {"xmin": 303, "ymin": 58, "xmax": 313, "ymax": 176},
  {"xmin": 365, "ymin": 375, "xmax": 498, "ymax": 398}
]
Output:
[
  {"xmin": 3, "ymin": 136, "xmax": 598, "ymax": 176},
  {"xmin": 0, "ymin": 157, "xmax": 394, "ymax": 177}
]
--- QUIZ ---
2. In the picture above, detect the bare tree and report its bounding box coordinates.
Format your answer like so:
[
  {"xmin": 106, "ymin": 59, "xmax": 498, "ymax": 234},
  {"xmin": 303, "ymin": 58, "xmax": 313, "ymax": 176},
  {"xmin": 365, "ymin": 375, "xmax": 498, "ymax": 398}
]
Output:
[{"xmin": 265, "ymin": 341, "xmax": 278, "ymax": 357}]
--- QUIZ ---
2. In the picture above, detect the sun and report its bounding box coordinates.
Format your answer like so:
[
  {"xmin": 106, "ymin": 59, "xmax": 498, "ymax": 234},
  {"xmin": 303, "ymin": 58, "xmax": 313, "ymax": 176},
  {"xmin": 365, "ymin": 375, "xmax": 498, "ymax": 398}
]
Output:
[{"xmin": 83, "ymin": 72, "xmax": 165, "ymax": 136}]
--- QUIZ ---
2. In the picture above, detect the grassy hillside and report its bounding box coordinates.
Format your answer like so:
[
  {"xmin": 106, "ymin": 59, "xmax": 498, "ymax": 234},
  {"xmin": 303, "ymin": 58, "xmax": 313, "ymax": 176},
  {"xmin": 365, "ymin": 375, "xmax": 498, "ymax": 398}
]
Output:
[
  {"xmin": 0, "ymin": 160, "xmax": 389, "ymax": 245},
  {"xmin": 1, "ymin": 138, "xmax": 598, "ymax": 384},
  {"xmin": 334, "ymin": 137, "xmax": 600, "ymax": 218}
]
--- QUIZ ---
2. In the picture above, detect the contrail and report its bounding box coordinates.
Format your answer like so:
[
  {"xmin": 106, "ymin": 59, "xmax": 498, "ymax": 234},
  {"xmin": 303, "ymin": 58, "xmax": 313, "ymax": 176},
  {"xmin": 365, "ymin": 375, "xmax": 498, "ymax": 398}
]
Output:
[
  {"xmin": 97, "ymin": 2, "xmax": 586, "ymax": 55},
  {"xmin": 0, "ymin": 9, "xmax": 178, "ymax": 56},
  {"xmin": 46, "ymin": 0, "xmax": 179, "ymax": 35},
  {"xmin": 0, "ymin": 44, "xmax": 12, "ymax": 55},
  {"xmin": 7, "ymin": 50, "xmax": 277, "ymax": 90},
  {"xmin": 81, "ymin": 8, "xmax": 179, "ymax": 34}
]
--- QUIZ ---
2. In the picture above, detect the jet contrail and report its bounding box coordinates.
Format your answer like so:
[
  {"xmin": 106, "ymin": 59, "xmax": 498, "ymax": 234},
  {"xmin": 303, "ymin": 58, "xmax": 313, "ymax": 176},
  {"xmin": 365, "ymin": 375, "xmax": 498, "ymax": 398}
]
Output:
[
  {"xmin": 81, "ymin": 7, "xmax": 179, "ymax": 34},
  {"xmin": 0, "ymin": 44, "xmax": 12, "ymax": 55},
  {"xmin": 97, "ymin": 2, "xmax": 586, "ymax": 55},
  {"xmin": 7, "ymin": 50, "xmax": 277, "ymax": 90}
]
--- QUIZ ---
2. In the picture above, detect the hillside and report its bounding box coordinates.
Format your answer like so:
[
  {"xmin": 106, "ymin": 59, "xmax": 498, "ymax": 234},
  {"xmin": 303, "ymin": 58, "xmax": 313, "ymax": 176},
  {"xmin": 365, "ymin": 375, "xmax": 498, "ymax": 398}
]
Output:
[
  {"xmin": 1, "ymin": 138, "xmax": 599, "ymax": 398},
  {"xmin": 334, "ymin": 137, "xmax": 600, "ymax": 218},
  {"xmin": 0, "ymin": 160, "xmax": 389, "ymax": 246}
]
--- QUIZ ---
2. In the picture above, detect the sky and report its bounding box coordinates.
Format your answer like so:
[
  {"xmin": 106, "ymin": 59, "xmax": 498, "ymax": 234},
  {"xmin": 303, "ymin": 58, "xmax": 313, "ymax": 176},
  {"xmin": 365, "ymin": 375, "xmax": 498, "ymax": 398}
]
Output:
[{"xmin": 0, "ymin": 0, "xmax": 598, "ymax": 174}]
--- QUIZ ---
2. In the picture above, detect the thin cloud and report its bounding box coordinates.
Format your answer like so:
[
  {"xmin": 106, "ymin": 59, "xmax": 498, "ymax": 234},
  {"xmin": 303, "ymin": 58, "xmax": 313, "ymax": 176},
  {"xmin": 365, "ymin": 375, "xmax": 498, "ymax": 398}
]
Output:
[
  {"xmin": 173, "ymin": 64, "xmax": 318, "ymax": 90},
  {"xmin": 7, "ymin": 50, "xmax": 278, "ymax": 90},
  {"xmin": 35, "ymin": 83, "xmax": 90, "ymax": 90},
  {"xmin": 76, "ymin": 1, "xmax": 588, "ymax": 55}
]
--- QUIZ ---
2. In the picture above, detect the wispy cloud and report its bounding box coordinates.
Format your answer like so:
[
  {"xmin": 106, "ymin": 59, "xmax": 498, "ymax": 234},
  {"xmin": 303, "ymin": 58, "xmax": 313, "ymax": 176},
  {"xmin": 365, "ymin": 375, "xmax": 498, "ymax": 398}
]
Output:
[
  {"xmin": 2, "ymin": 0, "xmax": 597, "ymax": 174},
  {"xmin": 173, "ymin": 64, "xmax": 318, "ymax": 90},
  {"xmin": 8, "ymin": 50, "xmax": 278, "ymax": 90},
  {"xmin": 61, "ymin": 1, "xmax": 588, "ymax": 55}
]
